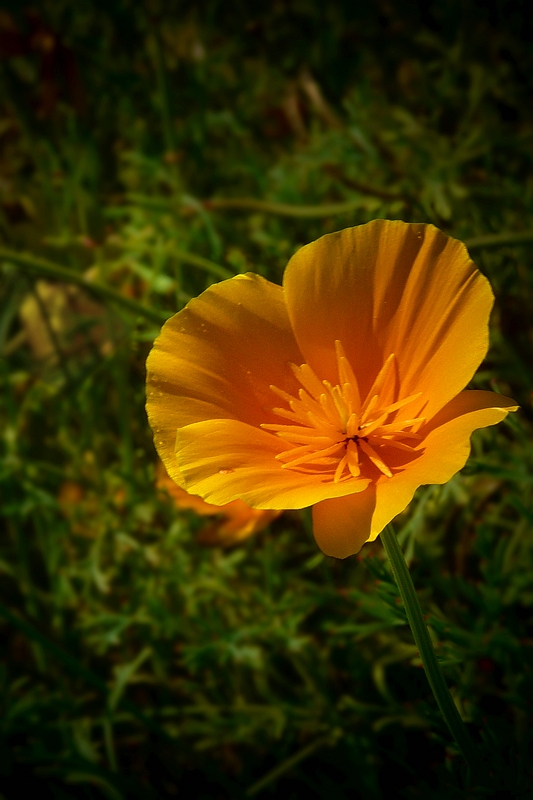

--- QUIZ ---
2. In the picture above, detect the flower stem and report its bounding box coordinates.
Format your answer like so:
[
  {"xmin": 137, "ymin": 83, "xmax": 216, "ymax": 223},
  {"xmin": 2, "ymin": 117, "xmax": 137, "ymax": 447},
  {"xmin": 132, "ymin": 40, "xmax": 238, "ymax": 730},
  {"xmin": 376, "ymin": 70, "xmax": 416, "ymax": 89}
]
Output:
[{"xmin": 380, "ymin": 524, "xmax": 484, "ymax": 781}]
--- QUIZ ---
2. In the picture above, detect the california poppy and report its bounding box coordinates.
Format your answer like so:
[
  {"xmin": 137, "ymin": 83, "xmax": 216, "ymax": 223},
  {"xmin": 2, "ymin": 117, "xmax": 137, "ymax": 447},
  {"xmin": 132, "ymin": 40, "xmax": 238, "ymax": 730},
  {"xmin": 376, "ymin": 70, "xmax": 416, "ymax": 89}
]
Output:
[
  {"xmin": 146, "ymin": 220, "xmax": 517, "ymax": 558},
  {"xmin": 155, "ymin": 460, "xmax": 280, "ymax": 546}
]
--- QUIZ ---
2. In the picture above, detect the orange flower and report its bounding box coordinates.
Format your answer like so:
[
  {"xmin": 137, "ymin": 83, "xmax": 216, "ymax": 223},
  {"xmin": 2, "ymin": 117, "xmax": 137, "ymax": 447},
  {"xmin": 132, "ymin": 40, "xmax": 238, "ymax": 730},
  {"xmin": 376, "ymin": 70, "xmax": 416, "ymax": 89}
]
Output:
[
  {"xmin": 146, "ymin": 220, "xmax": 517, "ymax": 558},
  {"xmin": 155, "ymin": 460, "xmax": 280, "ymax": 546}
]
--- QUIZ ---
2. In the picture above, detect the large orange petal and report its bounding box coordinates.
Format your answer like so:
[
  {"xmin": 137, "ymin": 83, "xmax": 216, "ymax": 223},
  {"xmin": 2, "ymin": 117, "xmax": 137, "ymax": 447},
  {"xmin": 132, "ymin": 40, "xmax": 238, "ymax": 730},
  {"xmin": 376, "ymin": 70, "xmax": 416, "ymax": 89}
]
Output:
[
  {"xmin": 312, "ymin": 390, "xmax": 516, "ymax": 558},
  {"xmin": 146, "ymin": 273, "xmax": 303, "ymax": 487},
  {"xmin": 176, "ymin": 418, "xmax": 371, "ymax": 509},
  {"xmin": 283, "ymin": 220, "xmax": 493, "ymax": 420},
  {"xmin": 312, "ymin": 487, "xmax": 377, "ymax": 559},
  {"xmin": 367, "ymin": 390, "xmax": 518, "ymax": 542}
]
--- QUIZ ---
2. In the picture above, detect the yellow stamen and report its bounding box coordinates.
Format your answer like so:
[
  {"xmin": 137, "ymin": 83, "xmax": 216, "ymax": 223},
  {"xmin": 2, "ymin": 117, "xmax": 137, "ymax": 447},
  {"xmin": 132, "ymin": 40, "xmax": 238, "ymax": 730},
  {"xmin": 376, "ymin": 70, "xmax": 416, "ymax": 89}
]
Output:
[
  {"xmin": 278, "ymin": 441, "xmax": 345, "ymax": 468},
  {"xmin": 335, "ymin": 340, "xmax": 361, "ymax": 412},
  {"xmin": 361, "ymin": 353, "xmax": 396, "ymax": 415},
  {"xmin": 334, "ymin": 452, "xmax": 349, "ymax": 483},
  {"xmin": 266, "ymin": 343, "xmax": 424, "ymax": 482},
  {"xmin": 346, "ymin": 440, "xmax": 361, "ymax": 478},
  {"xmin": 358, "ymin": 439, "xmax": 393, "ymax": 478},
  {"xmin": 290, "ymin": 362, "xmax": 324, "ymax": 398}
]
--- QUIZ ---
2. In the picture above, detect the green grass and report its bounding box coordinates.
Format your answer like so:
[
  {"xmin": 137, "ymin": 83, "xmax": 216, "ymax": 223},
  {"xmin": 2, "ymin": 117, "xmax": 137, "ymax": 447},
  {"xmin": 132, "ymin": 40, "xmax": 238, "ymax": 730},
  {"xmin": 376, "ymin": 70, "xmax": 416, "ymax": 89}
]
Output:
[{"xmin": 1, "ymin": 2, "xmax": 533, "ymax": 797}]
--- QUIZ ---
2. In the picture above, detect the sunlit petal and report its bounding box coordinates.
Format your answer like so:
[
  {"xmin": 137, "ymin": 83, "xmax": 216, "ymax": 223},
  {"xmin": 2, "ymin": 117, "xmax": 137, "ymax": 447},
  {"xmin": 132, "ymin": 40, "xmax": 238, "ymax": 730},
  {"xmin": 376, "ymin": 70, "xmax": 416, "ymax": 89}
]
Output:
[
  {"xmin": 367, "ymin": 390, "xmax": 518, "ymax": 541},
  {"xmin": 283, "ymin": 220, "xmax": 494, "ymax": 420},
  {"xmin": 176, "ymin": 419, "xmax": 371, "ymax": 509},
  {"xmin": 146, "ymin": 273, "xmax": 302, "ymax": 486},
  {"xmin": 312, "ymin": 488, "xmax": 377, "ymax": 559}
]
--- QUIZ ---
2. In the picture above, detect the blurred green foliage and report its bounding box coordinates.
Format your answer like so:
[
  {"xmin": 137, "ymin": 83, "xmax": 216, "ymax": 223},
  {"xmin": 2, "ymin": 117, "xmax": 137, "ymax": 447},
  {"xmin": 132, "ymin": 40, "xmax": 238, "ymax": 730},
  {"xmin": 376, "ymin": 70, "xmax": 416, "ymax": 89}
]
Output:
[{"xmin": 1, "ymin": 1, "xmax": 533, "ymax": 797}]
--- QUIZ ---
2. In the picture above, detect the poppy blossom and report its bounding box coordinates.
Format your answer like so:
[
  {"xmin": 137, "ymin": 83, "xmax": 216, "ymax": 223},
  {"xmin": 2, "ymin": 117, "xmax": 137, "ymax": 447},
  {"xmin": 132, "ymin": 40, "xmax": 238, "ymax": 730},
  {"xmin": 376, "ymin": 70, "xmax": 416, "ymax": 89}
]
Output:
[
  {"xmin": 155, "ymin": 460, "xmax": 280, "ymax": 546},
  {"xmin": 146, "ymin": 220, "xmax": 517, "ymax": 558}
]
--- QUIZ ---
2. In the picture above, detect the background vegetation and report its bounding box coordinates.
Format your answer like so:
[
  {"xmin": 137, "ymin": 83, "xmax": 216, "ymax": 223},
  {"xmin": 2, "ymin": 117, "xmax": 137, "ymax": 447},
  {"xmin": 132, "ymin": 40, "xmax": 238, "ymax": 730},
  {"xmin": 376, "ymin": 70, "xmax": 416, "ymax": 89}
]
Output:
[{"xmin": 1, "ymin": 1, "xmax": 533, "ymax": 797}]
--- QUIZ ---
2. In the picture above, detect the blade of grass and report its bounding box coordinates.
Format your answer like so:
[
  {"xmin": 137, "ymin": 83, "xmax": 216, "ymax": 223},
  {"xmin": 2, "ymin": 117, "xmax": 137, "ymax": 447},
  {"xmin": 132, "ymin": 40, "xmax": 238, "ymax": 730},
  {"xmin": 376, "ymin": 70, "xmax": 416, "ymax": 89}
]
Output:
[
  {"xmin": 202, "ymin": 197, "xmax": 378, "ymax": 217},
  {"xmin": 464, "ymin": 231, "xmax": 533, "ymax": 250},
  {"xmin": 0, "ymin": 601, "xmax": 175, "ymax": 742},
  {"xmin": 126, "ymin": 193, "xmax": 378, "ymax": 218},
  {"xmin": 0, "ymin": 249, "xmax": 169, "ymax": 324},
  {"xmin": 171, "ymin": 248, "xmax": 234, "ymax": 280},
  {"xmin": 246, "ymin": 733, "xmax": 339, "ymax": 796}
]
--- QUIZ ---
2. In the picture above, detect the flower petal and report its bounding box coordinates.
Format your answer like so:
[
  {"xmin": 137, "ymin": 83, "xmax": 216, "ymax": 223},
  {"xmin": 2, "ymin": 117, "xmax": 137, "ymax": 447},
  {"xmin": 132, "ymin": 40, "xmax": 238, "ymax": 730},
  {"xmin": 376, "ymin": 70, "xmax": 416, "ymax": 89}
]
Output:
[
  {"xmin": 367, "ymin": 390, "xmax": 518, "ymax": 541},
  {"xmin": 146, "ymin": 273, "xmax": 303, "ymax": 486},
  {"xmin": 283, "ymin": 220, "xmax": 494, "ymax": 420},
  {"xmin": 311, "ymin": 390, "xmax": 516, "ymax": 558},
  {"xmin": 312, "ymin": 487, "xmax": 377, "ymax": 559},
  {"xmin": 176, "ymin": 418, "xmax": 371, "ymax": 509}
]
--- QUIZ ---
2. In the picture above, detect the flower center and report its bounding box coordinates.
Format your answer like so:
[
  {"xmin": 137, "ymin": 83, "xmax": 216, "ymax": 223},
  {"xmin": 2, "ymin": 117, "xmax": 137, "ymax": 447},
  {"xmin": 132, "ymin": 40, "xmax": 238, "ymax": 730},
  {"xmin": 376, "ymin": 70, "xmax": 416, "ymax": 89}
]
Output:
[{"xmin": 261, "ymin": 341, "xmax": 425, "ymax": 483}]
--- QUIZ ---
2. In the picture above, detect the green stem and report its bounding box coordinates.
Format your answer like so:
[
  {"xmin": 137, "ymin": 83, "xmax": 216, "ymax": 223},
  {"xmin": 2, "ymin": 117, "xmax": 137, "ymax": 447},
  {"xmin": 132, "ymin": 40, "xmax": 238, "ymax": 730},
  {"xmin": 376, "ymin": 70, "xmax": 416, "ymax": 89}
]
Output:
[
  {"xmin": 380, "ymin": 524, "xmax": 483, "ymax": 781},
  {"xmin": 0, "ymin": 248, "xmax": 169, "ymax": 324},
  {"xmin": 202, "ymin": 197, "xmax": 374, "ymax": 217},
  {"xmin": 464, "ymin": 230, "xmax": 533, "ymax": 250},
  {"xmin": 246, "ymin": 733, "xmax": 336, "ymax": 796},
  {"xmin": 171, "ymin": 247, "xmax": 234, "ymax": 280},
  {"xmin": 126, "ymin": 192, "xmax": 373, "ymax": 219}
]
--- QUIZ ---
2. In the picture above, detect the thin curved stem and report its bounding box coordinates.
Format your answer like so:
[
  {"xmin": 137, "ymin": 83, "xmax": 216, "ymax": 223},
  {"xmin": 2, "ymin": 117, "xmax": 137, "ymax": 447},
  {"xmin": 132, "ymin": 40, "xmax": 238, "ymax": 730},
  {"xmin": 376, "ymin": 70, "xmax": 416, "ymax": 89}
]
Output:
[
  {"xmin": 201, "ymin": 197, "xmax": 373, "ymax": 217},
  {"xmin": 0, "ymin": 248, "xmax": 170, "ymax": 324},
  {"xmin": 126, "ymin": 192, "xmax": 371, "ymax": 218},
  {"xmin": 380, "ymin": 524, "xmax": 484, "ymax": 782},
  {"xmin": 464, "ymin": 230, "xmax": 533, "ymax": 250}
]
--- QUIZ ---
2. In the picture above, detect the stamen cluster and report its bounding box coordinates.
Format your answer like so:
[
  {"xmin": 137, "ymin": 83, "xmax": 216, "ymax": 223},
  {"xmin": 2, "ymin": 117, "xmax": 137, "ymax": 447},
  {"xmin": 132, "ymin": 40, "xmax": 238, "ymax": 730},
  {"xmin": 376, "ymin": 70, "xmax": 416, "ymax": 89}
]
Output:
[{"xmin": 262, "ymin": 341, "xmax": 425, "ymax": 483}]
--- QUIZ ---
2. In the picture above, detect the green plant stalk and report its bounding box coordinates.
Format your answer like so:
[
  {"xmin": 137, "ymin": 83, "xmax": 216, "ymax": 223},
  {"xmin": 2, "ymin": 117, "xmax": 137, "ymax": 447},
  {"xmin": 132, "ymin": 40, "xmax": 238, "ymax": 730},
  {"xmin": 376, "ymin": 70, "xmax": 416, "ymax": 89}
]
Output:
[
  {"xmin": 202, "ymin": 197, "xmax": 375, "ymax": 217},
  {"xmin": 0, "ymin": 248, "xmax": 169, "ymax": 324},
  {"xmin": 464, "ymin": 230, "xmax": 533, "ymax": 250},
  {"xmin": 380, "ymin": 524, "xmax": 483, "ymax": 780},
  {"xmin": 171, "ymin": 247, "xmax": 234, "ymax": 280},
  {"xmin": 246, "ymin": 734, "xmax": 335, "ymax": 796}
]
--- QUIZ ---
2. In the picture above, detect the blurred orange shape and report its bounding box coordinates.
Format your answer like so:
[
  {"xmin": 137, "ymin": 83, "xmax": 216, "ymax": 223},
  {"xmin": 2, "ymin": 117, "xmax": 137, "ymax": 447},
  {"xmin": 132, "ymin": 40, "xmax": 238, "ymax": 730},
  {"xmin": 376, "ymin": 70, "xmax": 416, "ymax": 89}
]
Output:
[{"xmin": 156, "ymin": 461, "xmax": 280, "ymax": 546}]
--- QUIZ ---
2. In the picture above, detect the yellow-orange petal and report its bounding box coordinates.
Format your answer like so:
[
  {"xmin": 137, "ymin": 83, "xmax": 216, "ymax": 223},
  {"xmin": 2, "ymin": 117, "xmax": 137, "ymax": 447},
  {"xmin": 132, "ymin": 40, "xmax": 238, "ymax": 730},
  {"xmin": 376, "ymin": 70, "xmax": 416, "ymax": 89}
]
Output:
[
  {"xmin": 312, "ymin": 487, "xmax": 377, "ymax": 559},
  {"xmin": 283, "ymin": 220, "xmax": 494, "ymax": 420},
  {"xmin": 146, "ymin": 273, "xmax": 303, "ymax": 487},
  {"xmin": 311, "ymin": 390, "xmax": 516, "ymax": 559},
  {"xmin": 176, "ymin": 418, "xmax": 371, "ymax": 509},
  {"xmin": 366, "ymin": 390, "xmax": 518, "ymax": 544}
]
